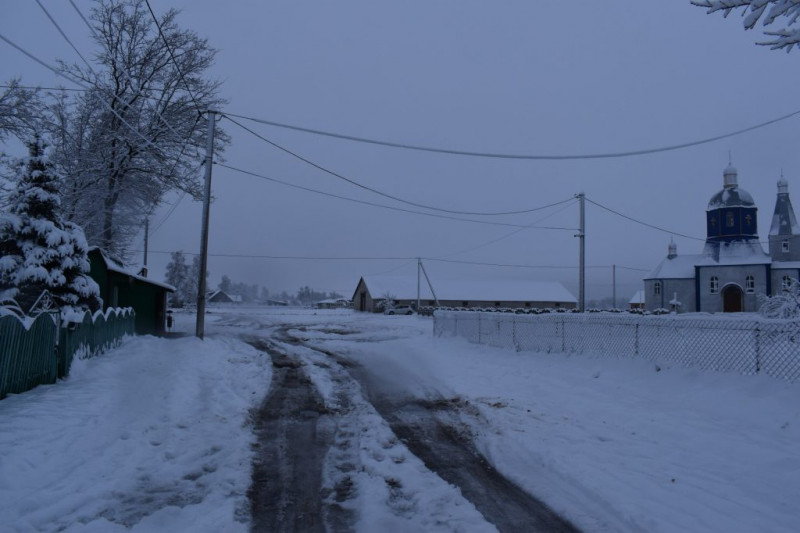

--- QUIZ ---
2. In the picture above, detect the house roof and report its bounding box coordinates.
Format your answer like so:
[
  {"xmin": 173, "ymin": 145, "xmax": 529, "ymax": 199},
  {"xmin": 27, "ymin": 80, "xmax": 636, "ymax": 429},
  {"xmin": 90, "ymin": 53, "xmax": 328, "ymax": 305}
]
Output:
[
  {"xmin": 358, "ymin": 276, "xmax": 577, "ymax": 303},
  {"xmin": 90, "ymin": 248, "xmax": 175, "ymax": 292}
]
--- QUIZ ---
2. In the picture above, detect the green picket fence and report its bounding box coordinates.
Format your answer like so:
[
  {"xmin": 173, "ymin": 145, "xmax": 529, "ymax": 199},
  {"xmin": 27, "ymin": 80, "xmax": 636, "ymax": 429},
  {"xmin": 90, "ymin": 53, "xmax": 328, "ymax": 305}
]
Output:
[{"xmin": 0, "ymin": 308, "xmax": 135, "ymax": 400}]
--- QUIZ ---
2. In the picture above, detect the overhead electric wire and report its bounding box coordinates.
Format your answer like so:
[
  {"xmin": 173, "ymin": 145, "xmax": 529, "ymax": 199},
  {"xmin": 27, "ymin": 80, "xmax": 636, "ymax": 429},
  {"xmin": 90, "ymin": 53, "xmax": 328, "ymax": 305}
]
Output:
[
  {"xmin": 0, "ymin": 32, "xmax": 179, "ymax": 164},
  {"xmin": 585, "ymin": 197, "xmax": 706, "ymax": 241},
  {"xmin": 223, "ymin": 108, "xmax": 800, "ymax": 161},
  {"xmin": 217, "ymin": 162, "xmax": 578, "ymax": 230},
  {"xmin": 35, "ymin": 0, "xmax": 92, "ymax": 70},
  {"xmin": 434, "ymin": 199, "xmax": 579, "ymax": 260},
  {"xmin": 143, "ymin": 0, "xmax": 202, "ymax": 114},
  {"xmin": 223, "ymin": 114, "xmax": 575, "ymax": 217}
]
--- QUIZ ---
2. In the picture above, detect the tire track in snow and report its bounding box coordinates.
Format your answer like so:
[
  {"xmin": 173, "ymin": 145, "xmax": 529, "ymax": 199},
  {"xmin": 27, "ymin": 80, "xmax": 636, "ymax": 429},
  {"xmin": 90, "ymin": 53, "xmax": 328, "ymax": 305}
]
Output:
[
  {"xmin": 245, "ymin": 337, "xmax": 350, "ymax": 533},
  {"xmin": 287, "ymin": 332, "xmax": 580, "ymax": 533}
]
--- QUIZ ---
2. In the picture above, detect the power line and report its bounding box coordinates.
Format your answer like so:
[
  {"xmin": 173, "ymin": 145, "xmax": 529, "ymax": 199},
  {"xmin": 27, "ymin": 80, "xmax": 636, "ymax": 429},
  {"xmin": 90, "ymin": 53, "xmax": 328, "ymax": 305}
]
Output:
[
  {"xmin": 434, "ymin": 199, "xmax": 579, "ymax": 259},
  {"xmin": 133, "ymin": 249, "xmax": 647, "ymax": 272},
  {"xmin": 35, "ymin": 0, "xmax": 92, "ymax": 70},
  {"xmin": 217, "ymin": 162, "xmax": 578, "ymax": 230},
  {"xmin": 143, "ymin": 0, "xmax": 202, "ymax": 114},
  {"xmin": 223, "ymin": 107, "xmax": 800, "ymax": 161},
  {"xmin": 0, "ymin": 32, "xmax": 176, "ymax": 163},
  {"xmin": 223, "ymin": 114, "xmax": 575, "ymax": 217},
  {"xmin": 585, "ymin": 197, "xmax": 706, "ymax": 241}
]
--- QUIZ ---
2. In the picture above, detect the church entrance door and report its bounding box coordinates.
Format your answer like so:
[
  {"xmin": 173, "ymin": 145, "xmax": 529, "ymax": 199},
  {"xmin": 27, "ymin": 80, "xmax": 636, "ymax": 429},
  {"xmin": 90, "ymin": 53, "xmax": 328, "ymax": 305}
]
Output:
[{"xmin": 722, "ymin": 285, "xmax": 743, "ymax": 313}]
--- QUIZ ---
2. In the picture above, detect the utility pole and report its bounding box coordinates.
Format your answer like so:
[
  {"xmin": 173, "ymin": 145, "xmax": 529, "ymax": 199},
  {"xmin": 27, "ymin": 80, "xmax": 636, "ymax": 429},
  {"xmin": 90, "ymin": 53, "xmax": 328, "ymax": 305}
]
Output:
[
  {"xmin": 141, "ymin": 217, "xmax": 149, "ymax": 278},
  {"xmin": 419, "ymin": 259, "xmax": 440, "ymax": 308},
  {"xmin": 417, "ymin": 257, "xmax": 421, "ymax": 311},
  {"xmin": 576, "ymin": 192, "xmax": 585, "ymax": 312},
  {"xmin": 196, "ymin": 109, "xmax": 217, "ymax": 339},
  {"xmin": 612, "ymin": 264, "xmax": 616, "ymax": 309}
]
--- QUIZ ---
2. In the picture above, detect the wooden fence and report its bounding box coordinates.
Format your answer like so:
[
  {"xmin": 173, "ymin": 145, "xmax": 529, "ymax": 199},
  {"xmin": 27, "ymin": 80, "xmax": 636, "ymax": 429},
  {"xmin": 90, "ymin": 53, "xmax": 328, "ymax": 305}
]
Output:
[{"xmin": 0, "ymin": 308, "xmax": 135, "ymax": 400}]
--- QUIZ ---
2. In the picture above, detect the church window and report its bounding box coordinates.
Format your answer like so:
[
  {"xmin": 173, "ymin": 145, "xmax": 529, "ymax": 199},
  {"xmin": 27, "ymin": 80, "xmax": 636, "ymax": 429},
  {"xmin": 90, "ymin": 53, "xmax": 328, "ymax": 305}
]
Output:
[
  {"xmin": 783, "ymin": 240, "xmax": 790, "ymax": 253},
  {"xmin": 725, "ymin": 212, "xmax": 735, "ymax": 227},
  {"xmin": 745, "ymin": 275, "xmax": 755, "ymax": 293},
  {"xmin": 710, "ymin": 276, "xmax": 719, "ymax": 294},
  {"xmin": 783, "ymin": 276, "xmax": 792, "ymax": 291},
  {"xmin": 653, "ymin": 282, "xmax": 661, "ymax": 296}
]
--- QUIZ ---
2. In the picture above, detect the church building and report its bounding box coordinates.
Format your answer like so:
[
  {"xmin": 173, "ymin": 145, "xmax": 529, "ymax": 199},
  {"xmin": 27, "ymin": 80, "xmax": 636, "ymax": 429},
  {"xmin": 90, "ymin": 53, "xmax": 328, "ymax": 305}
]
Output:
[{"xmin": 644, "ymin": 165, "xmax": 800, "ymax": 313}]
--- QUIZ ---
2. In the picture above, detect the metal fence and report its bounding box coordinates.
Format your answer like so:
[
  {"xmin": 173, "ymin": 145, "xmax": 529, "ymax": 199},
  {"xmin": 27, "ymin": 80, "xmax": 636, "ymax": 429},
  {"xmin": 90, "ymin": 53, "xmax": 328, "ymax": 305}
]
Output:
[
  {"xmin": 434, "ymin": 310, "xmax": 800, "ymax": 381},
  {"xmin": 0, "ymin": 308, "xmax": 135, "ymax": 400}
]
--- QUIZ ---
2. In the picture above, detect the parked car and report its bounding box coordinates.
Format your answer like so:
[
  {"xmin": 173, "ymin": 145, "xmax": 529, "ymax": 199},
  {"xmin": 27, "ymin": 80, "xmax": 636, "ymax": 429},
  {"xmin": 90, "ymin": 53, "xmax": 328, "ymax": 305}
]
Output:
[{"xmin": 385, "ymin": 305, "xmax": 414, "ymax": 315}]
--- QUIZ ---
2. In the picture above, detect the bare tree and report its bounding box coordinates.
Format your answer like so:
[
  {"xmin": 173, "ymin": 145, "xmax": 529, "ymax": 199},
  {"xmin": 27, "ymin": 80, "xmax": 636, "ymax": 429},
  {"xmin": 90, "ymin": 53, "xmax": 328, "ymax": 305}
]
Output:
[
  {"xmin": 692, "ymin": 1, "xmax": 800, "ymax": 51},
  {"xmin": 0, "ymin": 79, "xmax": 40, "ymax": 143},
  {"xmin": 49, "ymin": 0, "xmax": 228, "ymax": 254}
]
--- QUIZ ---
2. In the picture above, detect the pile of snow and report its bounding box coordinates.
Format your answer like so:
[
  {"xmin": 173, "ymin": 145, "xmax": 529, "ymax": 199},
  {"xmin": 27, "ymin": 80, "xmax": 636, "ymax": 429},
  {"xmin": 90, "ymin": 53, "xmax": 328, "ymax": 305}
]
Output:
[{"xmin": 0, "ymin": 333, "xmax": 271, "ymax": 532}]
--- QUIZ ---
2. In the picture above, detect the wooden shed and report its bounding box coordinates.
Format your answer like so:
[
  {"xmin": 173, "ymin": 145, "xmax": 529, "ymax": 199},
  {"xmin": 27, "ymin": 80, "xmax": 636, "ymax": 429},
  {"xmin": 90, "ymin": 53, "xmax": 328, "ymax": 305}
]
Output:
[{"xmin": 88, "ymin": 248, "xmax": 174, "ymax": 335}]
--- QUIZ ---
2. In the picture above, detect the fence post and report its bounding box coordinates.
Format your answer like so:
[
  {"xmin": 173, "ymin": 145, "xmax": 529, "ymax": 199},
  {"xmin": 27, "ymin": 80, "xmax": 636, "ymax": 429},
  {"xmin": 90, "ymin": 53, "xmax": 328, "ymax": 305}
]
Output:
[
  {"xmin": 561, "ymin": 315, "xmax": 566, "ymax": 353},
  {"xmin": 477, "ymin": 313, "xmax": 482, "ymax": 344},
  {"xmin": 754, "ymin": 327, "xmax": 761, "ymax": 375},
  {"xmin": 635, "ymin": 322, "xmax": 639, "ymax": 356},
  {"xmin": 512, "ymin": 317, "xmax": 517, "ymax": 350}
]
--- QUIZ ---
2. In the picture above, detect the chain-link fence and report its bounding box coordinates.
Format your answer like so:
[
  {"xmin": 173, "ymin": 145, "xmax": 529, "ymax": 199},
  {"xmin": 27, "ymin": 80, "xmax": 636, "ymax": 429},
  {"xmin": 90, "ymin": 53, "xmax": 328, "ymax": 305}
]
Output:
[{"xmin": 434, "ymin": 310, "xmax": 800, "ymax": 381}]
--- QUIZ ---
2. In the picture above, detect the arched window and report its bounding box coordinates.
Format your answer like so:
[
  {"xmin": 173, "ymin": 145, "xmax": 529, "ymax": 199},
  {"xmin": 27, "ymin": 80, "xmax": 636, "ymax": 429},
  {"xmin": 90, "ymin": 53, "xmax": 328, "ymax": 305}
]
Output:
[
  {"xmin": 710, "ymin": 276, "xmax": 719, "ymax": 294},
  {"xmin": 745, "ymin": 275, "xmax": 755, "ymax": 293},
  {"xmin": 654, "ymin": 281, "xmax": 661, "ymax": 296}
]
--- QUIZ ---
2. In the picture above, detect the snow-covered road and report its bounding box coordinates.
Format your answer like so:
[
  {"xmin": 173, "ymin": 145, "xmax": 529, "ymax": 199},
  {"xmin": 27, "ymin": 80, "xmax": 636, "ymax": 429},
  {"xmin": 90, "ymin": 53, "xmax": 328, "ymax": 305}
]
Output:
[{"xmin": 2, "ymin": 307, "xmax": 799, "ymax": 532}]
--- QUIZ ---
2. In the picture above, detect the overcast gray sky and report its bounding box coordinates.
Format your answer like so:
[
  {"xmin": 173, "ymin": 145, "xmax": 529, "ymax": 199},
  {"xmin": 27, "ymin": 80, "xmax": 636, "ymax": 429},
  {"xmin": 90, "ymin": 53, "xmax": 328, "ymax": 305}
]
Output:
[{"xmin": 3, "ymin": 1, "xmax": 800, "ymax": 302}]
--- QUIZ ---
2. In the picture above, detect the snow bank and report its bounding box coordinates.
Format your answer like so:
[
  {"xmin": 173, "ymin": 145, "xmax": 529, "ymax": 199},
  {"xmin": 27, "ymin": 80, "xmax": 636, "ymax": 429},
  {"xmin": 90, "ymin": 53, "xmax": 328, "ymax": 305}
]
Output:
[{"xmin": 0, "ymin": 334, "xmax": 271, "ymax": 532}]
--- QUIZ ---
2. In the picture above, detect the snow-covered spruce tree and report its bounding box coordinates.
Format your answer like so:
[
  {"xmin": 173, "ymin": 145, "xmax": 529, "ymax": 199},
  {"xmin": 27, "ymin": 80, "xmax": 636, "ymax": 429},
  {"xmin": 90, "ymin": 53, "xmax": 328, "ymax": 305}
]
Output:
[
  {"xmin": 759, "ymin": 278, "xmax": 800, "ymax": 319},
  {"xmin": 0, "ymin": 139, "xmax": 101, "ymax": 313},
  {"xmin": 692, "ymin": 1, "xmax": 800, "ymax": 51}
]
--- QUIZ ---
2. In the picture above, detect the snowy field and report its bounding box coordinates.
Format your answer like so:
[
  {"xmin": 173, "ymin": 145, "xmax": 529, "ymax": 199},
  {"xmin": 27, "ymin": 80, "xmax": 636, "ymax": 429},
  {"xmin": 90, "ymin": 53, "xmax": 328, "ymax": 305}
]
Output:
[{"xmin": 1, "ymin": 306, "xmax": 799, "ymax": 532}]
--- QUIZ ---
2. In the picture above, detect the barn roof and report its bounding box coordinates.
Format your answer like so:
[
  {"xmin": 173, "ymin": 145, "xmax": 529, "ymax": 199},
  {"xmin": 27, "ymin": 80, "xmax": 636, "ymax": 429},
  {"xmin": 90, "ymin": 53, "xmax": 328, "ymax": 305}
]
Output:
[{"xmin": 357, "ymin": 276, "xmax": 576, "ymax": 303}]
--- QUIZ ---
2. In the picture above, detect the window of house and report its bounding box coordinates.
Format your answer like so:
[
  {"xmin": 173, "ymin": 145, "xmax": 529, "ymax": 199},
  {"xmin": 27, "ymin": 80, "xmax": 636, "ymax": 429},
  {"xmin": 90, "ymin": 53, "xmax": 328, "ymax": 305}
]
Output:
[
  {"xmin": 745, "ymin": 275, "xmax": 755, "ymax": 293},
  {"xmin": 462, "ymin": 301, "xmax": 469, "ymax": 307},
  {"xmin": 710, "ymin": 276, "xmax": 719, "ymax": 294},
  {"xmin": 783, "ymin": 240, "xmax": 790, "ymax": 253},
  {"xmin": 654, "ymin": 282, "xmax": 661, "ymax": 296},
  {"xmin": 783, "ymin": 276, "xmax": 792, "ymax": 291}
]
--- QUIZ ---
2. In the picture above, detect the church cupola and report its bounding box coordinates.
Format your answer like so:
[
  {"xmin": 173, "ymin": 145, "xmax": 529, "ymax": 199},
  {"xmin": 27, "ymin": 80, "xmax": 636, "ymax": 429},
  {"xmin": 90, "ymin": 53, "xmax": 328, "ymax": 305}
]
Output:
[
  {"xmin": 769, "ymin": 173, "xmax": 800, "ymax": 261},
  {"xmin": 723, "ymin": 164, "xmax": 738, "ymax": 188},
  {"xmin": 667, "ymin": 240, "xmax": 677, "ymax": 259},
  {"xmin": 706, "ymin": 163, "xmax": 759, "ymax": 244}
]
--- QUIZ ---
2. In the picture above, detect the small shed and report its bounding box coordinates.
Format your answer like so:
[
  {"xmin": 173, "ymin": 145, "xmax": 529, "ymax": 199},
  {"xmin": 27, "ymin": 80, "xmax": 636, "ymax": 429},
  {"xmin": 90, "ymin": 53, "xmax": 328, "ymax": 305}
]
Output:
[
  {"xmin": 208, "ymin": 290, "xmax": 235, "ymax": 303},
  {"xmin": 88, "ymin": 248, "xmax": 174, "ymax": 336},
  {"xmin": 629, "ymin": 290, "xmax": 645, "ymax": 310}
]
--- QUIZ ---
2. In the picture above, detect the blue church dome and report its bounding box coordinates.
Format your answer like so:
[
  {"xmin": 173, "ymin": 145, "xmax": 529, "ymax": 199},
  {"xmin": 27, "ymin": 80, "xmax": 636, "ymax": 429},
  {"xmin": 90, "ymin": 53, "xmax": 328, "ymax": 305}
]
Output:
[{"xmin": 705, "ymin": 164, "xmax": 759, "ymax": 243}]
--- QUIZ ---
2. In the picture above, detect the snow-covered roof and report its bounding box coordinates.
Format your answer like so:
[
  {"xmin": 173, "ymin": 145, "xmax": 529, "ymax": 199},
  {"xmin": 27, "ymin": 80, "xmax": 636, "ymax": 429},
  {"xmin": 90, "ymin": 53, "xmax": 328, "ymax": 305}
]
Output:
[
  {"xmin": 647, "ymin": 241, "xmax": 771, "ymax": 279},
  {"xmin": 645, "ymin": 254, "xmax": 701, "ymax": 280},
  {"xmin": 359, "ymin": 276, "xmax": 577, "ymax": 303},
  {"xmin": 629, "ymin": 290, "xmax": 644, "ymax": 305},
  {"xmin": 707, "ymin": 187, "xmax": 755, "ymax": 209},
  {"xmin": 701, "ymin": 240, "xmax": 771, "ymax": 266},
  {"xmin": 90, "ymin": 247, "xmax": 175, "ymax": 291}
]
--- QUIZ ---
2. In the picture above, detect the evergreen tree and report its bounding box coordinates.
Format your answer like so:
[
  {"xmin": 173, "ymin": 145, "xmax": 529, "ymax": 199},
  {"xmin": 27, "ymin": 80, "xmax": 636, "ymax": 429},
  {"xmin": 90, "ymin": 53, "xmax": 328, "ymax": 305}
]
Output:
[
  {"xmin": 0, "ymin": 139, "xmax": 101, "ymax": 313},
  {"xmin": 692, "ymin": 1, "xmax": 800, "ymax": 51}
]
